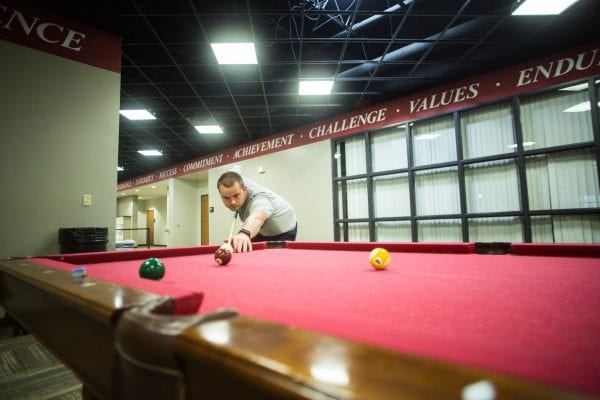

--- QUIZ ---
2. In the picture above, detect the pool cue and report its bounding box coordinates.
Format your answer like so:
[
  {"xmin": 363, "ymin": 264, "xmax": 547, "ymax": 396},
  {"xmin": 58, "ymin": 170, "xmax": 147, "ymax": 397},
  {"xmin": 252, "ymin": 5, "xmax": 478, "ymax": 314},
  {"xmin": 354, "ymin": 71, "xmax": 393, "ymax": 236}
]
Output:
[{"xmin": 226, "ymin": 212, "xmax": 237, "ymax": 248}]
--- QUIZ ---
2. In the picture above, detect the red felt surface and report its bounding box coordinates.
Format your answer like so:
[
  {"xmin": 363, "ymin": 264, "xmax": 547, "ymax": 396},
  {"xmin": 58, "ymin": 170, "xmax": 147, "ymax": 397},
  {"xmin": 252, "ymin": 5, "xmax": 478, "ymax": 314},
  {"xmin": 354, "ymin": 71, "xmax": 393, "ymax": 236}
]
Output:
[{"xmin": 31, "ymin": 246, "xmax": 600, "ymax": 395}]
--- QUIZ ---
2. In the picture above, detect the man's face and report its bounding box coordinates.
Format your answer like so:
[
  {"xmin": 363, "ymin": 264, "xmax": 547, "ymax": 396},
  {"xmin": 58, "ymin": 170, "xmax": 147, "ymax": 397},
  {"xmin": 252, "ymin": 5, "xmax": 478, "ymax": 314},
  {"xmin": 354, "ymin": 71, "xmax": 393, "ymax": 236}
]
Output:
[{"xmin": 218, "ymin": 181, "xmax": 247, "ymax": 212}]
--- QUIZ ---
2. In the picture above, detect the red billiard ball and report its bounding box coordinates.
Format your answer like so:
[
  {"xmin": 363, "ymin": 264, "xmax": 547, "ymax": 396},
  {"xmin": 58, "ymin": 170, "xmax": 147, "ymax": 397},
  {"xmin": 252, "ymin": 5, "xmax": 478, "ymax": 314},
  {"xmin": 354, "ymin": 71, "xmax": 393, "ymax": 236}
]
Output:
[
  {"xmin": 369, "ymin": 248, "xmax": 391, "ymax": 270},
  {"xmin": 214, "ymin": 247, "xmax": 232, "ymax": 266}
]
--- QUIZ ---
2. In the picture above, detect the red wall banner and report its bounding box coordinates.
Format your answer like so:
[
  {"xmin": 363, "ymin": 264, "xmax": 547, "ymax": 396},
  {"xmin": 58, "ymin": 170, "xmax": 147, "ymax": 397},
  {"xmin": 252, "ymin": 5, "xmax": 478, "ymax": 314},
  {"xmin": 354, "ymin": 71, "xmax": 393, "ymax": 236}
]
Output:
[
  {"xmin": 0, "ymin": 0, "xmax": 121, "ymax": 73},
  {"xmin": 117, "ymin": 40, "xmax": 600, "ymax": 191}
]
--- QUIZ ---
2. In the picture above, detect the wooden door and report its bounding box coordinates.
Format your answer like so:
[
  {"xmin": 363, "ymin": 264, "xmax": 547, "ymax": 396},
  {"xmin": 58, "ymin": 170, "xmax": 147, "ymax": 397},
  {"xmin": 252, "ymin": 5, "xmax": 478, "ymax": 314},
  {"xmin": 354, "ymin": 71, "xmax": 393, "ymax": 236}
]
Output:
[
  {"xmin": 201, "ymin": 195, "xmax": 209, "ymax": 245},
  {"xmin": 146, "ymin": 209, "xmax": 155, "ymax": 246}
]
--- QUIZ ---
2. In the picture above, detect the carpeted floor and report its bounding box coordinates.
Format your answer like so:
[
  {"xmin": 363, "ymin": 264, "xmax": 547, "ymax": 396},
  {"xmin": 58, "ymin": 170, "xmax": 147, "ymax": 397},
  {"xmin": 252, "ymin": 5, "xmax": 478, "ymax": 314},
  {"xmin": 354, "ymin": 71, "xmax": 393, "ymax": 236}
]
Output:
[{"xmin": 0, "ymin": 332, "xmax": 82, "ymax": 400}]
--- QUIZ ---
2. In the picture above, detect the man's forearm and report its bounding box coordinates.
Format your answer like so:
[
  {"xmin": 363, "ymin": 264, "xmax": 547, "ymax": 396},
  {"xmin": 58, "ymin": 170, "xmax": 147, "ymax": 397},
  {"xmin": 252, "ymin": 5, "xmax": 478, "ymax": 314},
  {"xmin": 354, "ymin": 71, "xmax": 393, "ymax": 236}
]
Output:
[
  {"xmin": 240, "ymin": 211, "xmax": 267, "ymax": 238},
  {"xmin": 231, "ymin": 211, "xmax": 268, "ymax": 252}
]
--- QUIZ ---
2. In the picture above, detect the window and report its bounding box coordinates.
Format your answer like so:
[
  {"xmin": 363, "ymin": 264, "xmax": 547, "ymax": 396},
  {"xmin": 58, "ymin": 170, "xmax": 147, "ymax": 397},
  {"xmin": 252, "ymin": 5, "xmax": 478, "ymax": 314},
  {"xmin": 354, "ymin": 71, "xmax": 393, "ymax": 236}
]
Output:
[
  {"xmin": 461, "ymin": 103, "xmax": 515, "ymax": 159},
  {"xmin": 417, "ymin": 219, "xmax": 462, "ymax": 242},
  {"xmin": 332, "ymin": 78, "xmax": 599, "ymax": 244},
  {"xmin": 371, "ymin": 125, "xmax": 407, "ymax": 171},
  {"xmin": 520, "ymin": 84, "xmax": 594, "ymax": 149},
  {"xmin": 415, "ymin": 167, "xmax": 460, "ymax": 216},
  {"xmin": 373, "ymin": 173, "xmax": 410, "ymax": 217},
  {"xmin": 335, "ymin": 135, "xmax": 366, "ymax": 177},
  {"xmin": 465, "ymin": 159, "xmax": 520, "ymax": 213},
  {"xmin": 338, "ymin": 222, "xmax": 370, "ymax": 242},
  {"xmin": 412, "ymin": 116, "xmax": 456, "ymax": 166},
  {"xmin": 337, "ymin": 178, "xmax": 368, "ymax": 219},
  {"xmin": 468, "ymin": 217, "xmax": 523, "ymax": 243},
  {"xmin": 526, "ymin": 149, "xmax": 599, "ymax": 210},
  {"xmin": 531, "ymin": 214, "xmax": 600, "ymax": 243},
  {"xmin": 375, "ymin": 221, "xmax": 412, "ymax": 242}
]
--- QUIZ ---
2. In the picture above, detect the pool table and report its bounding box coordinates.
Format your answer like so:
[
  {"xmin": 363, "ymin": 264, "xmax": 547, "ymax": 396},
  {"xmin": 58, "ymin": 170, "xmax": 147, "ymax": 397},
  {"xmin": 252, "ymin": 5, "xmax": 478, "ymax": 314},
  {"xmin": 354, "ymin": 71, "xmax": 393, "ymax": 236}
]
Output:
[{"xmin": 0, "ymin": 241, "xmax": 599, "ymax": 400}]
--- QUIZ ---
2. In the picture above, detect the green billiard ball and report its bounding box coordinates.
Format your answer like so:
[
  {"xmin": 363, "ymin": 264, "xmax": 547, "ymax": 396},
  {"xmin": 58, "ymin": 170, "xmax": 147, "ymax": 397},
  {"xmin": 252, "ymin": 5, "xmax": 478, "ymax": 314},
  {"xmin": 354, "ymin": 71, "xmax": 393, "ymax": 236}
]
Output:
[{"xmin": 139, "ymin": 258, "xmax": 165, "ymax": 280}]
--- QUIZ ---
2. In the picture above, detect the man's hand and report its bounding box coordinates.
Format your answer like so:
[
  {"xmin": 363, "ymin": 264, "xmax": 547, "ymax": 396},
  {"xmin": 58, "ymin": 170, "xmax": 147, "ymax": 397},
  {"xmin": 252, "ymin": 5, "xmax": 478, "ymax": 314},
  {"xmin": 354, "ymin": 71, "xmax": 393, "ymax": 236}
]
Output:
[
  {"xmin": 231, "ymin": 233, "xmax": 252, "ymax": 252},
  {"xmin": 230, "ymin": 210, "xmax": 268, "ymax": 252}
]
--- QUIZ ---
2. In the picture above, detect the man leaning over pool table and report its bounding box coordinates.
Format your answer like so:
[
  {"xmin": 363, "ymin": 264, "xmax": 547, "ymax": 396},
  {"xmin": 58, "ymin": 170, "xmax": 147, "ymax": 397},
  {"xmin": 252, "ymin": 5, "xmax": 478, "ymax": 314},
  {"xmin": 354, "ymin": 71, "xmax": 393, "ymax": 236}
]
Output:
[{"xmin": 217, "ymin": 170, "xmax": 297, "ymax": 252}]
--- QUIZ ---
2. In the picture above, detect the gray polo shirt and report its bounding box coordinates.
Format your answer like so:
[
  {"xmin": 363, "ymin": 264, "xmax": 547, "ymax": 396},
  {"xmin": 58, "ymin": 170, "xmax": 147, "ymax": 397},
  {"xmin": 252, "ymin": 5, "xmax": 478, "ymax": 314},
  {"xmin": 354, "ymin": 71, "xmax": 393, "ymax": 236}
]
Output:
[{"xmin": 237, "ymin": 178, "xmax": 296, "ymax": 237}]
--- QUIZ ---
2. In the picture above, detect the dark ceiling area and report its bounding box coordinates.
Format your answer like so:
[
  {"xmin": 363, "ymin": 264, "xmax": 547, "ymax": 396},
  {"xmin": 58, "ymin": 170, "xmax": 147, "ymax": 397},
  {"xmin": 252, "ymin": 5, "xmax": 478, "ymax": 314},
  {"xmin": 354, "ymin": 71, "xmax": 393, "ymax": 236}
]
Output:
[{"xmin": 25, "ymin": 0, "xmax": 600, "ymax": 182}]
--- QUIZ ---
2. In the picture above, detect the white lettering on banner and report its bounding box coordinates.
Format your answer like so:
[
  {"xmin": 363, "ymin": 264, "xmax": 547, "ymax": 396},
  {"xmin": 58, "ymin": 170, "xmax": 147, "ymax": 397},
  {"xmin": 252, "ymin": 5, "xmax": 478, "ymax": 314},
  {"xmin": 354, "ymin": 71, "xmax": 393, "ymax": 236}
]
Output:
[
  {"xmin": 158, "ymin": 167, "xmax": 178, "ymax": 180},
  {"xmin": 308, "ymin": 108, "xmax": 387, "ymax": 139},
  {"xmin": 516, "ymin": 49, "xmax": 600, "ymax": 87},
  {"xmin": 409, "ymin": 83, "xmax": 480, "ymax": 114},
  {"xmin": 134, "ymin": 175, "xmax": 154, "ymax": 186},
  {"xmin": 182, "ymin": 154, "xmax": 224, "ymax": 172},
  {"xmin": 233, "ymin": 134, "xmax": 295, "ymax": 159},
  {"xmin": 117, "ymin": 181, "xmax": 132, "ymax": 191},
  {"xmin": 0, "ymin": 5, "xmax": 86, "ymax": 51}
]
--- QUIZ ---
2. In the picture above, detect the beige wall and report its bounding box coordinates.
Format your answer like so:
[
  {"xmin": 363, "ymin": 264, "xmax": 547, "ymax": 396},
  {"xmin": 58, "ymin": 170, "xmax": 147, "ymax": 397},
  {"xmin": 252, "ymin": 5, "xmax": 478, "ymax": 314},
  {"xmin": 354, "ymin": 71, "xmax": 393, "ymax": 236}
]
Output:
[
  {"xmin": 208, "ymin": 140, "xmax": 334, "ymax": 245},
  {"xmin": 116, "ymin": 196, "xmax": 136, "ymax": 218},
  {"xmin": 0, "ymin": 40, "xmax": 120, "ymax": 257},
  {"xmin": 167, "ymin": 178, "xmax": 200, "ymax": 247},
  {"xmin": 144, "ymin": 197, "xmax": 168, "ymax": 246}
]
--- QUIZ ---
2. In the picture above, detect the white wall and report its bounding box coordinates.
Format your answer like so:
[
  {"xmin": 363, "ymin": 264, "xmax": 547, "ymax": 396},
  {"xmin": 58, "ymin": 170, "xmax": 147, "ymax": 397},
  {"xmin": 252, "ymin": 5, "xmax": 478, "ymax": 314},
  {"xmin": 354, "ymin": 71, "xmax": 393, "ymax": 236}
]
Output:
[
  {"xmin": 116, "ymin": 196, "xmax": 135, "ymax": 217},
  {"xmin": 0, "ymin": 40, "xmax": 120, "ymax": 258},
  {"xmin": 143, "ymin": 197, "xmax": 168, "ymax": 246},
  {"xmin": 117, "ymin": 195, "xmax": 147, "ymax": 243},
  {"xmin": 167, "ymin": 178, "xmax": 200, "ymax": 247},
  {"xmin": 208, "ymin": 140, "xmax": 334, "ymax": 245}
]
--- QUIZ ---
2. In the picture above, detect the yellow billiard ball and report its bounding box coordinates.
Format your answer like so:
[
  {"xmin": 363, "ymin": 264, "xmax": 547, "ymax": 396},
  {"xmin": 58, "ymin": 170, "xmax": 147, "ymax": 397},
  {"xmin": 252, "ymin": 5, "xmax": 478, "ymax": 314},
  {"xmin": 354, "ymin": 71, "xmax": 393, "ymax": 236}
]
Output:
[{"xmin": 369, "ymin": 248, "xmax": 391, "ymax": 270}]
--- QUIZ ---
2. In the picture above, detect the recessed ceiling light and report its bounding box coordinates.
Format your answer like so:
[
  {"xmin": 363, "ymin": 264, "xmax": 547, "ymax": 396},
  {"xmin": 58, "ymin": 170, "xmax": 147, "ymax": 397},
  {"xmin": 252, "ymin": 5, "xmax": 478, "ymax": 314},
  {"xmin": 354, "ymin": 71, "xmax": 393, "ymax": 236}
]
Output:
[
  {"xmin": 195, "ymin": 125, "xmax": 223, "ymax": 134},
  {"xmin": 119, "ymin": 109, "xmax": 156, "ymax": 120},
  {"xmin": 512, "ymin": 0, "xmax": 580, "ymax": 15},
  {"xmin": 138, "ymin": 150, "xmax": 163, "ymax": 156},
  {"xmin": 299, "ymin": 80, "xmax": 334, "ymax": 95},
  {"xmin": 210, "ymin": 43, "xmax": 257, "ymax": 64}
]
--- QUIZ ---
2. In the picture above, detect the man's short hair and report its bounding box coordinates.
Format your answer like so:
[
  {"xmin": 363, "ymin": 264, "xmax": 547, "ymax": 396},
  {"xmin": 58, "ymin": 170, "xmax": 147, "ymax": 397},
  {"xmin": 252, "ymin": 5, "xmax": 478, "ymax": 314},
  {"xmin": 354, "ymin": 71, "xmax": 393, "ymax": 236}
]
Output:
[{"xmin": 217, "ymin": 171, "xmax": 244, "ymax": 189}]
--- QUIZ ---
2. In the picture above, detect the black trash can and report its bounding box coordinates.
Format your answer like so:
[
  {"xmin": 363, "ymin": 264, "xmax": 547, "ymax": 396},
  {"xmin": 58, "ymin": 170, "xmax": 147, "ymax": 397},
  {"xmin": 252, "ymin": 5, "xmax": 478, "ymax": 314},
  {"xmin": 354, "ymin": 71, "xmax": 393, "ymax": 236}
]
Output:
[{"xmin": 58, "ymin": 227, "xmax": 108, "ymax": 254}]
